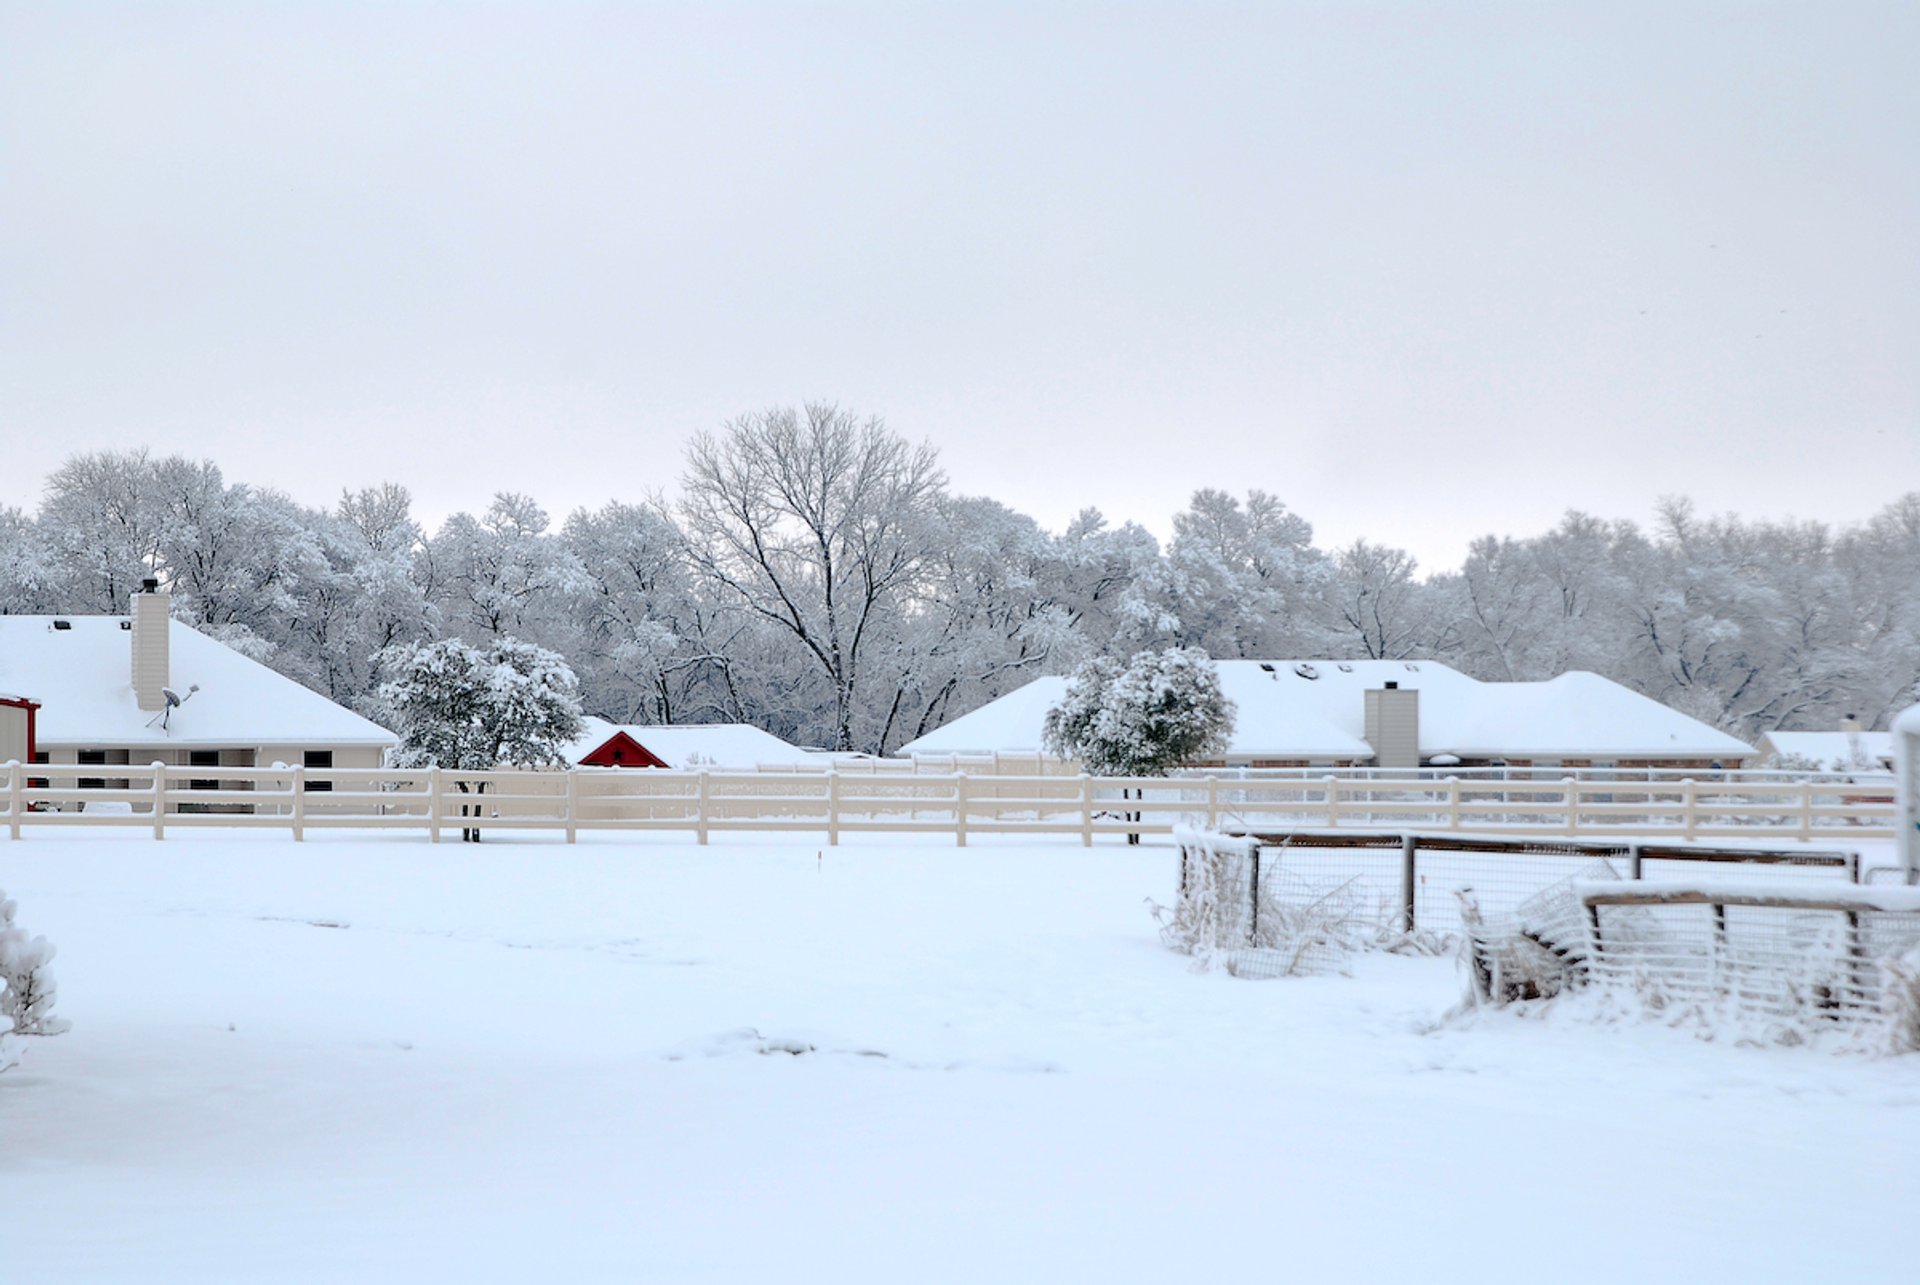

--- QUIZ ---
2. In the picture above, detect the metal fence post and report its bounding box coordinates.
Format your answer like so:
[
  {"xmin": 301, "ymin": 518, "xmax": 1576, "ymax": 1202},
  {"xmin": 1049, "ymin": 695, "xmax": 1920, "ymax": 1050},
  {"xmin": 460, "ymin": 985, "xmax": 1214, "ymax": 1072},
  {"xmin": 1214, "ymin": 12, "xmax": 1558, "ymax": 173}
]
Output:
[
  {"xmin": 1399, "ymin": 833, "xmax": 1417, "ymax": 933},
  {"xmin": 1247, "ymin": 844, "xmax": 1262, "ymax": 944}
]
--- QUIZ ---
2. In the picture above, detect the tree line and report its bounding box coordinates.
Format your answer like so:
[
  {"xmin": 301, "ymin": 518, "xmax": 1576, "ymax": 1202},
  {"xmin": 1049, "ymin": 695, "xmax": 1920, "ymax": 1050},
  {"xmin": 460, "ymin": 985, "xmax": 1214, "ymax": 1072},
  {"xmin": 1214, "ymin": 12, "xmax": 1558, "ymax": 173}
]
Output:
[{"xmin": 3, "ymin": 403, "xmax": 1916, "ymax": 750}]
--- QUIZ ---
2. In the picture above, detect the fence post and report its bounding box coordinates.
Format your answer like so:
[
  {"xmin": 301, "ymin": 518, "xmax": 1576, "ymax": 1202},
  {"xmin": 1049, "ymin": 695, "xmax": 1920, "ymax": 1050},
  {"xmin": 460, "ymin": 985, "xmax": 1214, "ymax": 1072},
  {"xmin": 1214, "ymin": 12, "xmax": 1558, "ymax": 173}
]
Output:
[
  {"xmin": 564, "ymin": 768, "xmax": 578, "ymax": 844},
  {"xmin": 1564, "ymin": 776, "xmax": 1578, "ymax": 836},
  {"xmin": 696, "ymin": 769, "xmax": 710, "ymax": 846},
  {"xmin": 151, "ymin": 761, "xmax": 167, "ymax": 840},
  {"xmin": 293, "ymin": 764, "xmax": 306, "ymax": 841},
  {"xmin": 428, "ymin": 766, "xmax": 442, "ymax": 843},
  {"xmin": 1079, "ymin": 774, "xmax": 1093, "ymax": 847},
  {"xmin": 1799, "ymin": 780, "xmax": 1814, "ymax": 841},
  {"xmin": 7, "ymin": 759, "xmax": 20, "ymax": 840},
  {"xmin": 1681, "ymin": 778, "xmax": 1698, "ymax": 840},
  {"xmin": 954, "ymin": 772, "xmax": 968, "ymax": 848},
  {"xmin": 1628, "ymin": 842, "xmax": 1643, "ymax": 881},
  {"xmin": 1248, "ymin": 845, "xmax": 1261, "ymax": 944},
  {"xmin": 1399, "ymin": 833, "xmax": 1417, "ymax": 933},
  {"xmin": 828, "ymin": 770, "xmax": 841, "ymax": 847},
  {"xmin": 1446, "ymin": 776, "xmax": 1461, "ymax": 830},
  {"xmin": 1204, "ymin": 775, "xmax": 1219, "ymax": 831},
  {"xmin": 1324, "ymin": 775, "xmax": 1339, "ymax": 829}
]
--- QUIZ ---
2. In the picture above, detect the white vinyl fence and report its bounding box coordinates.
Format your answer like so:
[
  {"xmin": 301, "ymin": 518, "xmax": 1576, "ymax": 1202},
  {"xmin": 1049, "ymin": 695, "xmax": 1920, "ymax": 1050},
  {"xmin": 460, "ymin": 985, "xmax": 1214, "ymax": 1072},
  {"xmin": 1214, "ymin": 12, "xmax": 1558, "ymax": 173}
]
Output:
[{"xmin": 0, "ymin": 761, "xmax": 1898, "ymax": 844}]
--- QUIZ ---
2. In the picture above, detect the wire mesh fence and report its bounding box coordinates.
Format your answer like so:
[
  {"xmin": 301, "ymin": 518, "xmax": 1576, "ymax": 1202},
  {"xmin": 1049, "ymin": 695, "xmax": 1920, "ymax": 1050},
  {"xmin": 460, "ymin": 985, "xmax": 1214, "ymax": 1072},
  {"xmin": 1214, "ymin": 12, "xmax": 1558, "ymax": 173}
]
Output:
[
  {"xmin": 1184, "ymin": 826, "xmax": 1920, "ymax": 1047},
  {"xmin": 1577, "ymin": 885, "xmax": 1920, "ymax": 1046}
]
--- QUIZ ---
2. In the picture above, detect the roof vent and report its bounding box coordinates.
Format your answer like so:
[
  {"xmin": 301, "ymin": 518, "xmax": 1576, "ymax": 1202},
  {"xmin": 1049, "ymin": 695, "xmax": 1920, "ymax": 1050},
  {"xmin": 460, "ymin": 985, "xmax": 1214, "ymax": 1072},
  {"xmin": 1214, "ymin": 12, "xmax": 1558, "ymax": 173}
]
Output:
[
  {"xmin": 1294, "ymin": 662, "xmax": 1319, "ymax": 680},
  {"xmin": 1336, "ymin": 662, "xmax": 1353, "ymax": 673},
  {"xmin": 1385, "ymin": 681, "xmax": 1398, "ymax": 690},
  {"xmin": 52, "ymin": 619, "xmax": 71, "ymax": 631},
  {"xmin": 1259, "ymin": 663, "xmax": 1275, "ymax": 673},
  {"xmin": 141, "ymin": 577, "xmax": 160, "ymax": 593},
  {"xmin": 1403, "ymin": 662, "xmax": 1420, "ymax": 671},
  {"xmin": 120, "ymin": 620, "xmax": 133, "ymax": 631}
]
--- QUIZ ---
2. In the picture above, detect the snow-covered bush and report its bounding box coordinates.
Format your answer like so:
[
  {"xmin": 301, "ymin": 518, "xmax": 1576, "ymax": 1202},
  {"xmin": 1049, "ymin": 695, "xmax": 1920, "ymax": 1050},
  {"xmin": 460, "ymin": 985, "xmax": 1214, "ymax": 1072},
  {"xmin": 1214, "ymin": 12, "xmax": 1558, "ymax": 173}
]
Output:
[
  {"xmin": 1154, "ymin": 829, "xmax": 1379, "ymax": 978},
  {"xmin": 1457, "ymin": 859, "xmax": 1620, "ymax": 1007},
  {"xmin": 0, "ymin": 888, "xmax": 70, "ymax": 1042},
  {"xmin": 1880, "ymin": 944, "xmax": 1920, "ymax": 1055}
]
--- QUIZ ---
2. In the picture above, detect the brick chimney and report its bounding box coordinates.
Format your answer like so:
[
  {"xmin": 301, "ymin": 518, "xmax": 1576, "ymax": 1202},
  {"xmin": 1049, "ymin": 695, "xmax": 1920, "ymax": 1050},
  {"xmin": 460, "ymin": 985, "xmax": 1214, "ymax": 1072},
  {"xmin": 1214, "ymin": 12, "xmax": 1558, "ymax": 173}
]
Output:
[{"xmin": 131, "ymin": 578, "xmax": 170, "ymax": 712}]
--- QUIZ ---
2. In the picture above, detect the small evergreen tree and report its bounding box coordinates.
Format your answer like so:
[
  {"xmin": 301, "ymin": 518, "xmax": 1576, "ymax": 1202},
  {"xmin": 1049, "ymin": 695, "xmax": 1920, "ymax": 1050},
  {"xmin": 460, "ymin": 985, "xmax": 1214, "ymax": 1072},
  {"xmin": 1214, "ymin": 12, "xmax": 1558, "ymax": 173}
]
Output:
[
  {"xmin": 1044, "ymin": 647, "xmax": 1235, "ymax": 842},
  {"xmin": 379, "ymin": 636, "xmax": 584, "ymax": 841},
  {"xmin": 0, "ymin": 889, "xmax": 69, "ymax": 1041}
]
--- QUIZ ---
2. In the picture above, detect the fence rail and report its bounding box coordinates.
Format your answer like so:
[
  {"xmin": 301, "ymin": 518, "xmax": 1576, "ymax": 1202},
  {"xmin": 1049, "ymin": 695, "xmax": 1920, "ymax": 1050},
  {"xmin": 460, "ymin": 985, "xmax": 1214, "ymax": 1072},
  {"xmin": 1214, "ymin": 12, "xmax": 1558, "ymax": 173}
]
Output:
[{"xmin": 0, "ymin": 761, "xmax": 1900, "ymax": 845}]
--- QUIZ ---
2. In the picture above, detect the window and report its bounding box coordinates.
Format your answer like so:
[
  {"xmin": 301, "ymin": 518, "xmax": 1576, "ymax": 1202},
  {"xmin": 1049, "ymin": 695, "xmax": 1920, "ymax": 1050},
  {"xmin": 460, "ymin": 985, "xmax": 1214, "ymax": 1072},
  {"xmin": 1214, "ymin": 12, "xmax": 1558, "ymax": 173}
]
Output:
[
  {"xmin": 77, "ymin": 749, "xmax": 106, "ymax": 791},
  {"xmin": 304, "ymin": 749, "xmax": 333, "ymax": 792},
  {"xmin": 189, "ymin": 750, "xmax": 220, "ymax": 792}
]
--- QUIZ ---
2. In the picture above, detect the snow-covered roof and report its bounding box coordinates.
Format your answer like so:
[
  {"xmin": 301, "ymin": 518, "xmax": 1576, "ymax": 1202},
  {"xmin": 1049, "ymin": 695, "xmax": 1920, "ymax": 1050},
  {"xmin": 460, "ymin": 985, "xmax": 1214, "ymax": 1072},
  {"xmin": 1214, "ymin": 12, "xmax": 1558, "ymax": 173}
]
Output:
[
  {"xmin": 567, "ymin": 716, "xmax": 817, "ymax": 769},
  {"xmin": 1755, "ymin": 730, "xmax": 1895, "ymax": 768},
  {"xmin": 0, "ymin": 615, "xmax": 396, "ymax": 749},
  {"xmin": 898, "ymin": 659, "xmax": 1753, "ymax": 763},
  {"xmin": 898, "ymin": 668, "xmax": 1373, "ymax": 761}
]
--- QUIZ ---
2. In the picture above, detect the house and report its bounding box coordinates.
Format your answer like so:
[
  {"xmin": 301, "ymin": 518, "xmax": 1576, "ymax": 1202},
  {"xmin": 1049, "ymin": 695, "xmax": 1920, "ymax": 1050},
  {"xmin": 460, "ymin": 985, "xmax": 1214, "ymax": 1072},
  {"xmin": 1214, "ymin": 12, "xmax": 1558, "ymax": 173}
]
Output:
[
  {"xmin": 1752, "ymin": 724, "xmax": 1895, "ymax": 774},
  {"xmin": 896, "ymin": 659, "xmax": 1753, "ymax": 770},
  {"xmin": 0, "ymin": 585, "xmax": 397, "ymax": 796},
  {"xmin": 564, "ymin": 716, "xmax": 818, "ymax": 770}
]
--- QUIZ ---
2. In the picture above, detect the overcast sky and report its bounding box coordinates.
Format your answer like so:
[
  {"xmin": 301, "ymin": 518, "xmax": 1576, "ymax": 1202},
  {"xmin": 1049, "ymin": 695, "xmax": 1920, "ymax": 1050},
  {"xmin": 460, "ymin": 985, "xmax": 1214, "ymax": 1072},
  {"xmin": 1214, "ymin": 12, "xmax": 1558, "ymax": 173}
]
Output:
[{"xmin": 2, "ymin": 2, "xmax": 1913, "ymax": 571}]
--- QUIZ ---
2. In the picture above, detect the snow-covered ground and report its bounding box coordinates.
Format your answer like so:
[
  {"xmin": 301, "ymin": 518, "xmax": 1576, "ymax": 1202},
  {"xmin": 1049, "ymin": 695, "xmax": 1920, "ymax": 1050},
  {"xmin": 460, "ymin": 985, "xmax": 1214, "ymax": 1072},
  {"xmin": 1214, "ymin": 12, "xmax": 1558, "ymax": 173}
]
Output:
[{"xmin": 2, "ymin": 829, "xmax": 1916, "ymax": 1283}]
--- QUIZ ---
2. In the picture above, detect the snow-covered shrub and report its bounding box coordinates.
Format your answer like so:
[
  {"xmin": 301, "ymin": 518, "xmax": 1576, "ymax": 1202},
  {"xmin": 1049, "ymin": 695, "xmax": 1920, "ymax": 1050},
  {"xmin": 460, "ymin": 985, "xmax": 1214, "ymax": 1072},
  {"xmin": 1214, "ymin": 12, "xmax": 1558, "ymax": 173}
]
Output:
[
  {"xmin": 0, "ymin": 889, "xmax": 70, "ymax": 1040},
  {"xmin": 1879, "ymin": 944, "xmax": 1920, "ymax": 1055},
  {"xmin": 1457, "ymin": 859, "xmax": 1621, "ymax": 1007},
  {"xmin": 1154, "ymin": 829, "xmax": 1378, "ymax": 978}
]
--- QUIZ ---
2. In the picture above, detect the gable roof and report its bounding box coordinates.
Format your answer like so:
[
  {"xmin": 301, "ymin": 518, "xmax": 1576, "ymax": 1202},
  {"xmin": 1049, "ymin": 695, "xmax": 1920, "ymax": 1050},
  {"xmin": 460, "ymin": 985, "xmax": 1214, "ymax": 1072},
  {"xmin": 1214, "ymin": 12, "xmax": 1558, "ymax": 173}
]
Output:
[
  {"xmin": 897, "ymin": 659, "xmax": 1752, "ymax": 762},
  {"xmin": 898, "ymin": 667, "xmax": 1374, "ymax": 761},
  {"xmin": 0, "ymin": 615, "xmax": 396, "ymax": 750},
  {"xmin": 565, "ymin": 716, "xmax": 818, "ymax": 769}
]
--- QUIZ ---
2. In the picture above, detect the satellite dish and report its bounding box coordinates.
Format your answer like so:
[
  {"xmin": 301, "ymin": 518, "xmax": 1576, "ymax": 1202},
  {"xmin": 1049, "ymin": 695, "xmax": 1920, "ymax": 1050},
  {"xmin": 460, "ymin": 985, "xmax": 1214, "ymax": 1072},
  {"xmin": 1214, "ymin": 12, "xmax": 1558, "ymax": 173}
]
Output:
[{"xmin": 149, "ymin": 683, "xmax": 200, "ymax": 730}]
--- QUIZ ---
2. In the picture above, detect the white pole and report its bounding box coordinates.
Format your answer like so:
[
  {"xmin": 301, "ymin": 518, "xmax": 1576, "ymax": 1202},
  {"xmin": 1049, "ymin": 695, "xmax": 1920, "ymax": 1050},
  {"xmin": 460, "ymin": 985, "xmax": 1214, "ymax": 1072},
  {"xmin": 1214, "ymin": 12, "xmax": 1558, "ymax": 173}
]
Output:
[{"xmin": 1895, "ymin": 703, "xmax": 1920, "ymax": 886}]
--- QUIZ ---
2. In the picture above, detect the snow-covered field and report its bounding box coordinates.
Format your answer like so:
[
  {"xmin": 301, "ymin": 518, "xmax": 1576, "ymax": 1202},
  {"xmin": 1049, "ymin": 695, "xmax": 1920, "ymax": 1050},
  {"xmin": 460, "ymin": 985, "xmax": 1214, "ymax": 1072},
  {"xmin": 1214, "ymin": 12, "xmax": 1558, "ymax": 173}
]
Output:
[{"xmin": 3, "ymin": 830, "xmax": 1916, "ymax": 1284}]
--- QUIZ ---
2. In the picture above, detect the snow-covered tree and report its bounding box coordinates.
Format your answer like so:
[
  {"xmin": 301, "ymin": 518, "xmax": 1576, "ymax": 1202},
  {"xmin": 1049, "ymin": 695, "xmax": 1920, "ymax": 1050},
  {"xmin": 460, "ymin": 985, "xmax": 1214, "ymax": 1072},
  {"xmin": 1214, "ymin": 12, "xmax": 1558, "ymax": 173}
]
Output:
[
  {"xmin": 1044, "ymin": 647, "xmax": 1235, "ymax": 843},
  {"xmin": 678, "ymin": 403, "xmax": 945, "ymax": 751},
  {"xmin": 1042, "ymin": 646, "xmax": 1235, "ymax": 776},
  {"xmin": 378, "ymin": 636, "xmax": 584, "ymax": 841}
]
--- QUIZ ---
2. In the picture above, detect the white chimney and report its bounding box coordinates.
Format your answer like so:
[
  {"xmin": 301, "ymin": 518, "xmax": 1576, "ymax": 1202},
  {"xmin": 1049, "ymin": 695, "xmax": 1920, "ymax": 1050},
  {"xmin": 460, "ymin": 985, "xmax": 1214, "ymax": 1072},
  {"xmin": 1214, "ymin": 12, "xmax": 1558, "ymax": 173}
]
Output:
[
  {"xmin": 131, "ymin": 579, "xmax": 170, "ymax": 712},
  {"xmin": 1364, "ymin": 682, "xmax": 1421, "ymax": 769}
]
